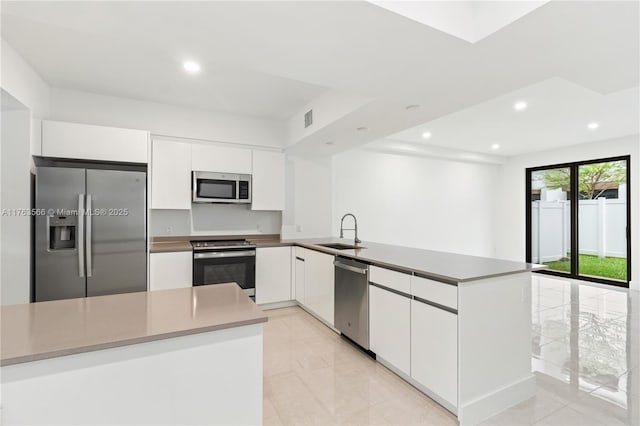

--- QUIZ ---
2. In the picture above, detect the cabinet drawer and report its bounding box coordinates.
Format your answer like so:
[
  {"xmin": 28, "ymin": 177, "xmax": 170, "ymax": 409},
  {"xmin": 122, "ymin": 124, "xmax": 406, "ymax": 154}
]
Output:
[
  {"xmin": 369, "ymin": 266, "xmax": 411, "ymax": 295},
  {"xmin": 411, "ymin": 276, "xmax": 457, "ymax": 310}
]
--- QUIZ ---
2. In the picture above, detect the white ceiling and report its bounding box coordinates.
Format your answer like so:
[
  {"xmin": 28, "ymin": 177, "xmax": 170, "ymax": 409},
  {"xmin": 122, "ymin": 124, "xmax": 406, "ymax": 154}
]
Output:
[
  {"xmin": 0, "ymin": 4, "xmax": 327, "ymax": 120},
  {"xmin": 1, "ymin": 1, "xmax": 638, "ymax": 156},
  {"xmin": 387, "ymin": 77, "xmax": 640, "ymax": 157},
  {"xmin": 370, "ymin": 1, "xmax": 548, "ymax": 43}
]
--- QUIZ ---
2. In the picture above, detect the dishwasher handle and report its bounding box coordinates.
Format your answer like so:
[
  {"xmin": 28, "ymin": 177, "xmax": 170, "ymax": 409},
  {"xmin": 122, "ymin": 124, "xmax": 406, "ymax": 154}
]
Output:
[{"xmin": 334, "ymin": 260, "xmax": 368, "ymax": 275}]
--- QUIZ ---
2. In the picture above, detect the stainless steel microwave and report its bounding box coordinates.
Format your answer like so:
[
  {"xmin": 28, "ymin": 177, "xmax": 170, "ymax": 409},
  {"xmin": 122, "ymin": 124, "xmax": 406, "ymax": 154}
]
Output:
[{"xmin": 192, "ymin": 171, "xmax": 251, "ymax": 203}]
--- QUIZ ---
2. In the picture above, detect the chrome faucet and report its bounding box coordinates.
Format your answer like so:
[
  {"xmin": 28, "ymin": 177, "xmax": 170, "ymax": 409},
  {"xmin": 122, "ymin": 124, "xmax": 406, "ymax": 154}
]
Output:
[{"xmin": 340, "ymin": 213, "xmax": 361, "ymax": 245}]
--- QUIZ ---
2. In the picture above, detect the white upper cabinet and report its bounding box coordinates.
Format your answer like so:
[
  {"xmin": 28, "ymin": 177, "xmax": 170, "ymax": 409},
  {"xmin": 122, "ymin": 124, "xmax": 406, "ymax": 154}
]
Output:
[
  {"xmin": 251, "ymin": 150, "xmax": 285, "ymax": 211},
  {"xmin": 42, "ymin": 120, "xmax": 148, "ymax": 163},
  {"xmin": 191, "ymin": 144, "xmax": 252, "ymax": 174},
  {"xmin": 151, "ymin": 139, "xmax": 192, "ymax": 209}
]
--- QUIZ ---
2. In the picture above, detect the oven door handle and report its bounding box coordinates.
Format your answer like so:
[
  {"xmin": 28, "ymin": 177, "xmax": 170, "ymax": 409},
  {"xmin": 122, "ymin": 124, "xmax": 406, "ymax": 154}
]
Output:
[{"xmin": 194, "ymin": 250, "xmax": 256, "ymax": 259}]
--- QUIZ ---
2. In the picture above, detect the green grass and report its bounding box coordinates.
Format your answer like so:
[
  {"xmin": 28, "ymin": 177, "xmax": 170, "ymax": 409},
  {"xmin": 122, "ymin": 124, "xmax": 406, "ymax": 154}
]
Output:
[{"xmin": 544, "ymin": 254, "xmax": 627, "ymax": 282}]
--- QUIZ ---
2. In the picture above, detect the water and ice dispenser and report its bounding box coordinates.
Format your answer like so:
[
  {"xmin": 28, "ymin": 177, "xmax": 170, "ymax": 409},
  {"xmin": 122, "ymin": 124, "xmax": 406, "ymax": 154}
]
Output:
[{"xmin": 48, "ymin": 216, "xmax": 77, "ymax": 250}]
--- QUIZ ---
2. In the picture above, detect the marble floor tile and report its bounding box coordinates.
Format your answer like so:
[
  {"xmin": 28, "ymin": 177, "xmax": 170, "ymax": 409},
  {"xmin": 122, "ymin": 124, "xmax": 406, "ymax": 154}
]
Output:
[
  {"xmin": 264, "ymin": 275, "xmax": 639, "ymax": 425},
  {"xmin": 535, "ymin": 405, "xmax": 605, "ymax": 425},
  {"xmin": 479, "ymin": 387, "xmax": 566, "ymax": 426}
]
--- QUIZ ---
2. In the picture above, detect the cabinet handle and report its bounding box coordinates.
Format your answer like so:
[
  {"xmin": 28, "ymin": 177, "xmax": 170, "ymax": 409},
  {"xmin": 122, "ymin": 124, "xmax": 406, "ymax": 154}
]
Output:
[
  {"xmin": 369, "ymin": 282, "xmax": 411, "ymax": 299},
  {"xmin": 77, "ymin": 194, "xmax": 85, "ymax": 277},
  {"xmin": 295, "ymin": 257, "xmax": 305, "ymax": 262},
  {"xmin": 414, "ymin": 296, "xmax": 458, "ymax": 315},
  {"xmin": 334, "ymin": 261, "xmax": 367, "ymax": 274}
]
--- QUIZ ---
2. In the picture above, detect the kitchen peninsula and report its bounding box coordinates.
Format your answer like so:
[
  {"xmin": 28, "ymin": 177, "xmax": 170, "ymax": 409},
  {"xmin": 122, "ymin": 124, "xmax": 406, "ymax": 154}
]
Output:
[
  {"xmin": 152, "ymin": 235, "xmax": 544, "ymax": 424},
  {"xmin": 1, "ymin": 283, "xmax": 267, "ymax": 425}
]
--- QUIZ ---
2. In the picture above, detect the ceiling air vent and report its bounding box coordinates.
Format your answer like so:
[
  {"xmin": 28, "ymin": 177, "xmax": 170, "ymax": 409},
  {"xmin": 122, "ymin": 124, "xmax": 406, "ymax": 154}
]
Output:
[{"xmin": 304, "ymin": 109, "xmax": 313, "ymax": 128}]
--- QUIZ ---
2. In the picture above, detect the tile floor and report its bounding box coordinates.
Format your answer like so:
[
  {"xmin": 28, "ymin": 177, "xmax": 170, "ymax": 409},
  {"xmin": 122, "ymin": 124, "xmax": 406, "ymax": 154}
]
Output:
[{"xmin": 263, "ymin": 275, "xmax": 639, "ymax": 425}]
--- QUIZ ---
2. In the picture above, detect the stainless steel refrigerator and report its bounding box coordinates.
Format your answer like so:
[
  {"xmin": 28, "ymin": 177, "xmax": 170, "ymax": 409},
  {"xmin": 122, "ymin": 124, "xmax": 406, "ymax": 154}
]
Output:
[{"xmin": 35, "ymin": 166, "xmax": 147, "ymax": 302}]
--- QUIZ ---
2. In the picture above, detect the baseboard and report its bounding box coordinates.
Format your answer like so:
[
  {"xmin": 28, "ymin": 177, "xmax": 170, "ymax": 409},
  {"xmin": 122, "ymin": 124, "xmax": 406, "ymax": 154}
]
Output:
[
  {"xmin": 296, "ymin": 304, "xmax": 340, "ymax": 334},
  {"xmin": 257, "ymin": 300, "xmax": 298, "ymax": 310},
  {"xmin": 458, "ymin": 374, "xmax": 536, "ymax": 425},
  {"xmin": 376, "ymin": 356, "xmax": 458, "ymax": 415}
]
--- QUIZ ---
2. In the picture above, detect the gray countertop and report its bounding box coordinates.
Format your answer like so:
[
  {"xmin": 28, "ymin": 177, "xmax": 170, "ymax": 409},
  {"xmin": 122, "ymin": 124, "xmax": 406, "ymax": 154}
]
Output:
[
  {"xmin": 151, "ymin": 234, "xmax": 544, "ymax": 283},
  {"xmin": 1, "ymin": 283, "xmax": 267, "ymax": 366},
  {"xmin": 290, "ymin": 238, "xmax": 544, "ymax": 283}
]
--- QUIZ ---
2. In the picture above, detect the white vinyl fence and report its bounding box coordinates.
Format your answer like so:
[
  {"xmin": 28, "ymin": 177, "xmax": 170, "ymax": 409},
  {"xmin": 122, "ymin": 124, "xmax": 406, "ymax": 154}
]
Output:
[{"xmin": 531, "ymin": 199, "xmax": 627, "ymax": 263}]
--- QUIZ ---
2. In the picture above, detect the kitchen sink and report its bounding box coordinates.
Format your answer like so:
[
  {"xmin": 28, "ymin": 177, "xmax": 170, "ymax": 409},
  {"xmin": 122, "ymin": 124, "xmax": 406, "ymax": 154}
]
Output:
[{"xmin": 317, "ymin": 243, "xmax": 365, "ymax": 250}]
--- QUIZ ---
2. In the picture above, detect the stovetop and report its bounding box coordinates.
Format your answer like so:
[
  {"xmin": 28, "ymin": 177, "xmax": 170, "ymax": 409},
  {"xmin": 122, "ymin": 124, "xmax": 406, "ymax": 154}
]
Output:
[{"xmin": 191, "ymin": 240, "xmax": 256, "ymax": 250}]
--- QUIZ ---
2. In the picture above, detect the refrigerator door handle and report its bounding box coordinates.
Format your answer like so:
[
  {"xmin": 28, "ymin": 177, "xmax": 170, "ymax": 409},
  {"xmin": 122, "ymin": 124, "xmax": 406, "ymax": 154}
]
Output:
[
  {"xmin": 86, "ymin": 194, "xmax": 93, "ymax": 277},
  {"xmin": 78, "ymin": 194, "xmax": 85, "ymax": 277}
]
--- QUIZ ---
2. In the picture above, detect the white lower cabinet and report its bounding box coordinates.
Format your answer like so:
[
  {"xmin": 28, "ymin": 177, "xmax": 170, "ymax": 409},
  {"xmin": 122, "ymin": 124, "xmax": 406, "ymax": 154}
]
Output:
[
  {"xmin": 369, "ymin": 284, "xmax": 411, "ymax": 375},
  {"xmin": 411, "ymin": 299, "xmax": 458, "ymax": 408},
  {"xmin": 149, "ymin": 251, "xmax": 192, "ymax": 291},
  {"xmin": 302, "ymin": 249, "xmax": 335, "ymax": 326},
  {"xmin": 294, "ymin": 249, "xmax": 306, "ymax": 305},
  {"xmin": 255, "ymin": 247, "xmax": 292, "ymax": 304}
]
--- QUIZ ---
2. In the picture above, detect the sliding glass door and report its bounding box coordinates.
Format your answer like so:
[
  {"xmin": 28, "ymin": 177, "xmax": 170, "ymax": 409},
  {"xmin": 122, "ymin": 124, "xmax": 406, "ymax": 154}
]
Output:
[
  {"xmin": 526, "ymin": 156, "xmax": 630, "ymax": 287},
  {"xmin": 530, "ymin": 167, "xmax": 572, "ymax": 274}
]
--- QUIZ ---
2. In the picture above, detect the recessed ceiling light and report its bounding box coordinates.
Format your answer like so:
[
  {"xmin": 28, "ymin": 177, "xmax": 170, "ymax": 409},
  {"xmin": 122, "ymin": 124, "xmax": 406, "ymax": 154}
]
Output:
[
  {"xmin": 587, "ymin": 122, "xmax": 599, "ymax": 130},
  {"xmin": 421, "ymin": 131, "xmax": 432, "ymax": 140},
  {"xmin": 405, "ymin": 104, "xmax": 420, "ymax": 111},
  {"xmin": 356, "ymin": 126, "xmax": 368, "ymax": 131},
  {"xmin": 514, "ymin": 101, "xmax": 528, "ymax": 111},
  {"xmin": 183, "ymin": 61, "xmax": 201, "ymax": 73},
  {"xmin": 491, "ymin": 143, "xmax": 500, "ymax": 150}
]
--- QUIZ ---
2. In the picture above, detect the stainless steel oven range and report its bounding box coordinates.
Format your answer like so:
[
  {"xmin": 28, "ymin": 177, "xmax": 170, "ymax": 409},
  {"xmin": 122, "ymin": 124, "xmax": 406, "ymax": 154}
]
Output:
[{"xmin": 192, "ymin": 240, "xmax": 256, "ymax": 298}]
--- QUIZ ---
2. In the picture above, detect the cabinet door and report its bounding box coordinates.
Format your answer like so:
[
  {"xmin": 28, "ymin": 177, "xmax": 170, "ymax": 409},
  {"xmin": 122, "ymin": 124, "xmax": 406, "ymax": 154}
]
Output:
[
  {"xmin": 151, "ymin": 140, "xmax": 192, "ymax": 209},
  {"xmin": 411, "ymin": 299, "xmax": 458, "ymax": 408},
  {"xmin": 149, "ymin": 252, "xmax": 192, "ymax": 291},
  {"xmin": 42, "ymin": 120, "xmax": 148, "ymax": 163},
  {"xmin": 255, "ymin": 247, "xmax": 292, "ymax": 304},
  {"xmin": 304, "ymin": 249, "xmax": 335, "ymax": 326},
  {"xmin": 191, "ymin": 144, "xmax": 251, "ymax": 174},
  {"xmin": 369, "ymin": 285, "xmax": 411, "ymax": 375},
  {"xmin": 294, "ymin": 253, "xmax": 305, "ymax": 305},
  {"xmin": 251, "ymin": 151, "xmax": 285, "ymax": 211}
]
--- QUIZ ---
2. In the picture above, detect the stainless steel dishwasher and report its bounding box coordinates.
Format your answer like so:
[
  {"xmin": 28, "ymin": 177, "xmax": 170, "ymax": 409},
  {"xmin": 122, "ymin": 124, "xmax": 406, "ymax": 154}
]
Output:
[{"xmin": 334, "ymin": 257, "xmax": 370, "ymax": 350}]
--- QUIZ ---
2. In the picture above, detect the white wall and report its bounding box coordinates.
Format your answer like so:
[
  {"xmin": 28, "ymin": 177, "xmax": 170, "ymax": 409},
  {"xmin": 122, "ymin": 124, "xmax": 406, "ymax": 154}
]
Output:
[
  {"xmin": 0, "ymin": 39, "xmax": 50, "ymax": 117},
  {"xmin": 1, "ymin": 100, "xmax": 32, "ymax": 305},
  {"xmin": 49, "ymin": 88, "xmax": 285, "ymax": 148},
  {"xmin": 281, "ymin": 155, "xmax": 333, "ymax": 239},
  {"xmin": 332, "ymin": 149, "xmax": 498, "ymax": 257},
  {"xmin": 0, "ymin": 39, "xmax": 50, "ymax": 305},
  {"xmin": 494, "ymin": 135, "xmax": 639, "ymax": 290}
]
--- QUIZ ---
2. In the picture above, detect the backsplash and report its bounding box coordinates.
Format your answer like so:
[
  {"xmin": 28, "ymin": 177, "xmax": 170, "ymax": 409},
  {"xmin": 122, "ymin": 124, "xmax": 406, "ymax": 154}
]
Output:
[{"xmin": 150, "ymin": 204, "xmax": 282, "ymax": 236}]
